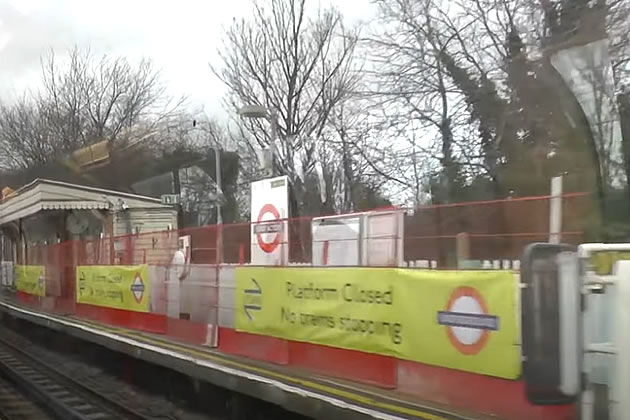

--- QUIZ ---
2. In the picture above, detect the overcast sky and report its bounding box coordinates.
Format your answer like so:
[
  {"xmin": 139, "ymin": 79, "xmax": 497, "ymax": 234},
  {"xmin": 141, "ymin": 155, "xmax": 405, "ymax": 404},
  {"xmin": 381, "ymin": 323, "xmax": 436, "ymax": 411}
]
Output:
[{"xmin": 0, "ymin": 0, "xmax": 375, "ymax": 117}]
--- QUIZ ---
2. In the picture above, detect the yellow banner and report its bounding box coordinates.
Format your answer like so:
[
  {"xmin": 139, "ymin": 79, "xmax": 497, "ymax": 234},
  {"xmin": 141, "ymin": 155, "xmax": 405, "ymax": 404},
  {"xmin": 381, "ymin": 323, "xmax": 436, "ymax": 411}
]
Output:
[
  {"xmin": 76, "ymin": 265, "xmax": 150, "ymax": 312},
  {"xmin": 591, "ymin": 251, "xmax": 630, "ymax": 275},
  {"xmin": 235, "ymin": 267, "xmax": 520, "ymax": 379},
  {"xmin": 16, "ymin": 265, "xmax": 46, "ymax": 297}
]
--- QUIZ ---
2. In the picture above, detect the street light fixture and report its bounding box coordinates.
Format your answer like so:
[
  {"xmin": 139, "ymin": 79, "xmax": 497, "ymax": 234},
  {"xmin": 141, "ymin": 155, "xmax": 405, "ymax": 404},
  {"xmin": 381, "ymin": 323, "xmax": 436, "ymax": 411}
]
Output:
[
  {"xmin": 238, "ymin": 105, "xmax": 278, "ymax": 177},
  {"xmin": 238, "ymin": 105, "xmax": 270, "ymax": 119}
]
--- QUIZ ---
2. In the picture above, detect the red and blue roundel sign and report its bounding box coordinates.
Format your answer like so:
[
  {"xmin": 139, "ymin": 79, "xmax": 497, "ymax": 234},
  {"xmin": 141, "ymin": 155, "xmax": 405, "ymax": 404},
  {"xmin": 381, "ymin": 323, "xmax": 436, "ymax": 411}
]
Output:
[
  {"xmin": 437, "ymin": 286, "xmax": 500, "ymax": 355},
  {"xmin": 254, "ymin": 203, "xmax": 283, "ymax": 253},
  {"xmin": 130, "ymin": 273, "xmax": 145, "ymax": 304}
]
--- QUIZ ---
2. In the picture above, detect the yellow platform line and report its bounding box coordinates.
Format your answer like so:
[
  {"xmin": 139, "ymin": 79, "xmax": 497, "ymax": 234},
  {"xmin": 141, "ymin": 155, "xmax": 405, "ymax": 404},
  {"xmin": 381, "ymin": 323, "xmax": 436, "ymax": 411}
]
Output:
[{"xmin": 0, "ymin": 302, "xmax": 465, "ymax": 420}]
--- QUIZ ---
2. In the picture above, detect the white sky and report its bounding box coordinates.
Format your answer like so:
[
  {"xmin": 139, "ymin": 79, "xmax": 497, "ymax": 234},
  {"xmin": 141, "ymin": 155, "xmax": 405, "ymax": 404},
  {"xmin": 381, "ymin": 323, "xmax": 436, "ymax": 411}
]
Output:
[{"xmin": 0, "ymin": 0, "xmax": 375, "ymax": 118}]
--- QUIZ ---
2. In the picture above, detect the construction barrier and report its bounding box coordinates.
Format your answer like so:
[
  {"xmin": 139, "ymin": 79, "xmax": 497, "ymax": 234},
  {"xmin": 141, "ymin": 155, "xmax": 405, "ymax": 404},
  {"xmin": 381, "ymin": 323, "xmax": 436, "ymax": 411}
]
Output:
[
  {"xmin": 2, "ymin": 191, "xmax": 594, "ymax": 420},
  {"xmin": 152, "ymin": 263, "xmax": 220, "ymax": 347},
  {"xmin": 76, "ymin": 265, "xmax": 150, "ymax": 312},
  {"xmin": 235, "ymin": 267, "xmax": 520, "ymax": 379},
  {"xmin": 15, "ymin": 265, "xmax": 46, "ymax": 297}
]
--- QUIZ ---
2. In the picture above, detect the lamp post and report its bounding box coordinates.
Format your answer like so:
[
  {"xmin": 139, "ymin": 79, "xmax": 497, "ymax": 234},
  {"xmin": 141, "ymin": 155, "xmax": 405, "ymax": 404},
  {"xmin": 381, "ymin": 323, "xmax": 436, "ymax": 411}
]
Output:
[
  {"xmin": 215, "ymin": 144, "xmax": 223, "ymax": 265},
  {"xmin": 238, "ymin": 105, "xmax": 278, "ymax": 177},
  {"xmin": 215, "ymin": 146, "xmax": 222, "ymax": 225}
]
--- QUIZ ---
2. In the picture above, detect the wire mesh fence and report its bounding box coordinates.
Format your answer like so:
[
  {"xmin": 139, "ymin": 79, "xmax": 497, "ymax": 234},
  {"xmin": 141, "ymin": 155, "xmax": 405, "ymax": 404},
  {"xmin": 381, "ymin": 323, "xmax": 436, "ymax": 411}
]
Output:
[{"xmin": 16, "ymin": 192, "xmax": 591, "ymax": 273}]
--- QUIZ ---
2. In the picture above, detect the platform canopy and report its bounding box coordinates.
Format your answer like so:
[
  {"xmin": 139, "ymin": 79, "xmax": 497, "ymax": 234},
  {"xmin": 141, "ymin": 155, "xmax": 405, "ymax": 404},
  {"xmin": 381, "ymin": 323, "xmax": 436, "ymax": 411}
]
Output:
[{"xmin": 0, "ymin": 178, "xmax": 173, "ymax": 226}]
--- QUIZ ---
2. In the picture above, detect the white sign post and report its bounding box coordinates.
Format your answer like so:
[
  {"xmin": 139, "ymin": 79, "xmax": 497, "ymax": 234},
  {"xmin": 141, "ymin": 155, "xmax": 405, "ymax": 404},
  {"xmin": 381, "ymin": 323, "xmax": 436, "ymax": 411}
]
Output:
[{"xmin": 251, "ymin": 176, "xmax": 289, "ymax": 265}]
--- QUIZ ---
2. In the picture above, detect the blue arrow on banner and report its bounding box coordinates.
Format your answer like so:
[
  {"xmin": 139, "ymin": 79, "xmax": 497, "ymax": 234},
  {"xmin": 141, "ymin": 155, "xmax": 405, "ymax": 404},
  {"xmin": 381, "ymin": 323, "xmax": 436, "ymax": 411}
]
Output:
[{"xmin": 243, "ymin": 278, "xmax": 262, "ymax": 321}]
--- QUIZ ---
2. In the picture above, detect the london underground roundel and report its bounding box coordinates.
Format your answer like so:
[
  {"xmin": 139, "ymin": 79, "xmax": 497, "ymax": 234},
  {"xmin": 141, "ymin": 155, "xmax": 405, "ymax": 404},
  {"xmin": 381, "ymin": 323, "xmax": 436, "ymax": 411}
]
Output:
[{"xmin": 437, "ymin": 286, "xmax": 500, "ymax": 355}]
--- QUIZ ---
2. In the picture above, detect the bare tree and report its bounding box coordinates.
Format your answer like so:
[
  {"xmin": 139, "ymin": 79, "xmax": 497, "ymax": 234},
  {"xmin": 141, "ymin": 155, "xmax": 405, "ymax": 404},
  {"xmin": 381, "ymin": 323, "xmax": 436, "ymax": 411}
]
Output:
[
  {"xmin": 369, "ymin": 0, "xmax": 629, "ymax": 235},
  {"xmin": 0, "ymin": 47, "xmax": 185, "ymax": 171},
  {"xmin": 314, "ymin": 98, "xmax": 394, "ymax": 211},
  {"xmin": 367, "ymin": 0, "xmax": 471, "ymax": 204},
  {"xmin": 0, "ymin": 97, "xmax": 56, "ymax": 170},
  {"xmin": 213, "ymin": 0, "xmax": 359, "ymax": 213}
]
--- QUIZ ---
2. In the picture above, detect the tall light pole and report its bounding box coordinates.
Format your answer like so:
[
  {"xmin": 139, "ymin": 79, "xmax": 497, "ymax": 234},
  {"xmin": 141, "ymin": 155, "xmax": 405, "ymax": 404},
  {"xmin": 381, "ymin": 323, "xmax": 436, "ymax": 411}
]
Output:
[
  {"xmin": 238, "ymin": 105, "xmax": 278, "ymax": 177},
  {"xmin": 215, "ymin": 144, "xmax": 223, "ymax": 264},
  {"xmin": 215, "ymin": 146, "xmax": 222, "ymax": 225}
]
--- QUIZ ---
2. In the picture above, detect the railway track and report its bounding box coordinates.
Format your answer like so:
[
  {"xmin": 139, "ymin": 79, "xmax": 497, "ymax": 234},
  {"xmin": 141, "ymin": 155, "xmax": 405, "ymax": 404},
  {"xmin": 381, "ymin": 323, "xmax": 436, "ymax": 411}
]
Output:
[
  {"xmin": 0, "ymin": 373, "xmax": 53, "ymax": 420},
  {"xmin": 0, "ymin": 335, "xmax": 152, "ymax": 420}
]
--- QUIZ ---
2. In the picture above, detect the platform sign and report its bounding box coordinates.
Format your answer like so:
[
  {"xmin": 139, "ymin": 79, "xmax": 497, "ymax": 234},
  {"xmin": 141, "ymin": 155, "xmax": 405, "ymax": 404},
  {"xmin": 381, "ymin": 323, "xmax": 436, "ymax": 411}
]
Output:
[
  {"xmin": 251, "ymin": 176, "xmax": 289, "ymax": 265},
  {"xmin": 76, "ymin": 265, "xmax": 150, "ymax": 312},
  {"xmin": 15, "ymin": 265, "xmax": 46, "ymax": 297},
  {"xmin": 235, "ymin": 267, "xmax": 520, "ymax": 379},
  {"xmin": 437, "ymin": 286, "xmax": 500, "ymax": 355}
]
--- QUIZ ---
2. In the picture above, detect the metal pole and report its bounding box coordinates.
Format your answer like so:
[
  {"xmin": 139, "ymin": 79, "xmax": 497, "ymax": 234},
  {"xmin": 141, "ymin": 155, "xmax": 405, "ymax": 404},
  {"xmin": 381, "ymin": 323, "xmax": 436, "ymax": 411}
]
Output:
[
  {"xmin": 215, "ymin": 146, "xmax": 223, "ymax": 264},
  {"xmin": 268, "ymin": 111, "xmax": 278, "ymax": 177},
  {"xmin": 215, "ymin": 146, "xmax": 222, "ymax": 225}
]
